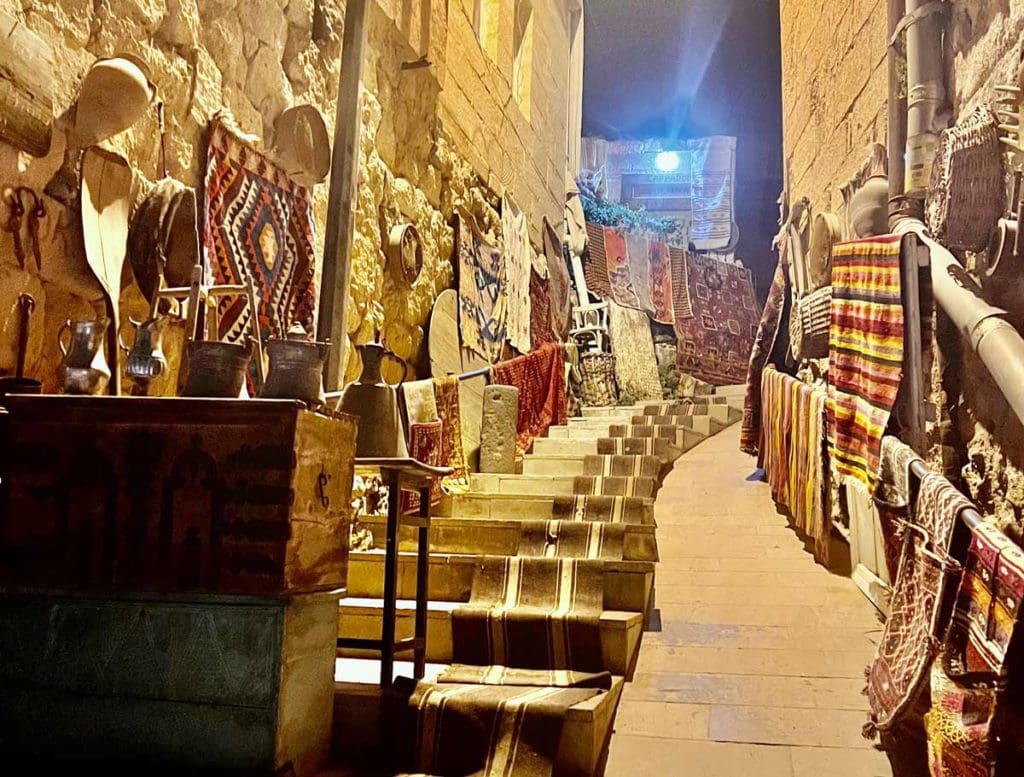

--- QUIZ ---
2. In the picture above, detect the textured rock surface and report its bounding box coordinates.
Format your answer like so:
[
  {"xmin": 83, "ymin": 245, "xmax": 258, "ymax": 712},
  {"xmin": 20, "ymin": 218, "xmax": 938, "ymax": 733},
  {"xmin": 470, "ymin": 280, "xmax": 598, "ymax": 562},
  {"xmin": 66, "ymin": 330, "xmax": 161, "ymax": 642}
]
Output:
[
  {"xmin": 0, "ymin": 1, "xmax": 574, "ymax": 389},
  {"xmin": 479, "ymin": 383, "xmax": 519, "ymax": 474}
]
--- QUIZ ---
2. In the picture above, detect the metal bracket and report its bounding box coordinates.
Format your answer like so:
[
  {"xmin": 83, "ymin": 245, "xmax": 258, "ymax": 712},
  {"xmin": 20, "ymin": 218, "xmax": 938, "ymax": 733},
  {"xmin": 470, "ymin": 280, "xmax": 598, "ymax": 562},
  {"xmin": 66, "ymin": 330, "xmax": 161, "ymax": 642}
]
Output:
[{"xmin": 889, "ymin": 1, "xmax": 948, "ymax": 48}]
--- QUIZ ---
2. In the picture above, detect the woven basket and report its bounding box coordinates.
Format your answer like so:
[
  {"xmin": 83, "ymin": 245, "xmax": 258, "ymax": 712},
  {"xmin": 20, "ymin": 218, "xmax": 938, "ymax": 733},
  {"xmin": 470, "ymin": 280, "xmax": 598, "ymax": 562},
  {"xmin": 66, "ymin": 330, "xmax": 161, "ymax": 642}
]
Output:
[
  {"xmin": 579, "ymin": 352, "xmax": 619, "ymax": 407},
  {"xmin": 926, "ymin": 106, "xmax": 1005, "ymax": 252},
  {"xmin": 790, "ymin": 285, "xmax": 831, "ymax": 361}
]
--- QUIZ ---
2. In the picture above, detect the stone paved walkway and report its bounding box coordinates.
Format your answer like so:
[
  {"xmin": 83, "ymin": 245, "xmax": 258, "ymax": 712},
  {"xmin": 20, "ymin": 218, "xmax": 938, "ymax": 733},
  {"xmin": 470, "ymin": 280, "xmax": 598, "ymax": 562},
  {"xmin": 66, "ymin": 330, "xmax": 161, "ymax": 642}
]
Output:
[{"xmin": 605, "ymin": 424, "xmax": 893, "ymax": 776}]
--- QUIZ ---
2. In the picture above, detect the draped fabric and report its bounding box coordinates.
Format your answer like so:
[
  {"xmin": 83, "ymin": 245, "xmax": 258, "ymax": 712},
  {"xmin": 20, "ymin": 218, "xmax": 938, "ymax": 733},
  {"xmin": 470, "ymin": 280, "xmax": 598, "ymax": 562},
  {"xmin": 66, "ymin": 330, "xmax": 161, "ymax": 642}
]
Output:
[
  {"xmin": 434, "ymin": 376, "xmax": 470, "ymax": 494},
  {"xmin": 529, "ymin": 263, "xmax": 556, "ymax": 349},
  {"xmin": 490, "ymin": 343, "xmax": 567, "ymax": 456},
  {"xmin": 741, "ymin": 260, "xmax": 787, "ymax": 455},
  {"xmin": 204, "ymin": 115, "xmax": 317, "ymax": 386},
  {"xmin": 759, "ymin": 366, "xmax": 829, "ymax": 563},
  {"xmin": 400, "ymin": 420, "xmax": 442, "ymax": 514},
  {"xmin": 625, "ymin": 232, "xmax": 655, "ymax": 314},
  {"xmin": 649, "ymin": 240, "xmax": 675, "ymax": 325},
  {"xmin": 865, "ymin": 473, "xmax": 974, "ymax": 736},
  {"xmin": 668, "ymin": 246, "xmax": 693, "ymax": 320},
  {"xmin": 457, "ymin": 212, "xmax": 508, "ymax": 363},
  {"xmin": 607, "ymin": 300, "xmax": 663, "ymax": 402},
  {"xmin": 542, "ymin": 218, "xmax": 572, "ymax": 341},
  {"xmin": 603, "ymin": 227, "xmax": 644, "ymax": 309},
  {"xmin": 672, "ymin": 249, "xmax": 760, "ymax": 385},
  {"xmin": 501, "ymin": 194, "xmax": 533, "ymax": 354},
  {"xmin": 583, "ymin": 222, "xmax": 612, "ymax": 298},
  {"xmin": 828, "ymin": 235, "xmax": 905, "ymax": 491}
]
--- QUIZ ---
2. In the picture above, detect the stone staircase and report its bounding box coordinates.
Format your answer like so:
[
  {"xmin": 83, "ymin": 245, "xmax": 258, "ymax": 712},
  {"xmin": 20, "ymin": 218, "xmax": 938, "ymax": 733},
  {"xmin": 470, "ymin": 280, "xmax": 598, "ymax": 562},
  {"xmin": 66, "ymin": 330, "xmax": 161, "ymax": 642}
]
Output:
[{"xmin": 332, "ymin": 388, "xmax": 745, "ymax": 776}]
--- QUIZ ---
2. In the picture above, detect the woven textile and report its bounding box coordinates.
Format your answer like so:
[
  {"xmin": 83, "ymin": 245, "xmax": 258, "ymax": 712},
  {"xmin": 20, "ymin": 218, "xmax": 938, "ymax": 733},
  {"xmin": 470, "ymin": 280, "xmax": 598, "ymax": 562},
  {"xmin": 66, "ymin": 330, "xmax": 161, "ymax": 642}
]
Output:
[
  {"xmin": 649, "ymin": 241, "xmax": 675, "ymax": 324},
  {"xmin": 626, "ymin": 233, "xmax": 655, "ymax": 313},
  {"xmin": 436, "ymin": 664, "xmax": 613, "ymax": 689},
  {"xmin": 402, "ymin": 378, "xmax": 439, "ymax": 425},
  {"xmin": 434, "ymin": 376, "xmax": 470, "ymax": 494},
  {"xmin": 672, "ymin": 249, "xmax": 760, "ymax": 385},
  {"xmin": 595, "ymin": 436, "xmax": 683, "ymax": 463},
  {"xmin": 518, "ymin": 519, "xmax": 626, "ymax": 560},
  {"xmin": 578, "ymin": 352, "xmax": 618, "ymax": 407},
  {"xmin": 603, "ymin": 227, "xmax": 644, "ymax": 309},
  {"xmin": 502, "ymin": 194, "xmax": 533, "ymax": 354},
  {"xmin": 759, "ymin": 366, "xmax": 829, "ymax": 563},
  {"xmin": 791, "ymin": 284, "xmax": 832, "ymax": 361},
  {"xmin": 608, "ymin": 300, "xmax": 663, "ymax": 402},
  {"xmin": 452, "ymin": 557, "xmax": 605, "ymax": 671},
  {"xmin": 866, "ymin": 473, "xmax": 974, "ymax": 735},
  {"xmin": 828, "ymin": 235, "xmax": 905, "ymax": 491},
  {"xmin": 741, "ymin": 261, "xmax": 788, "ymax": 455},
  {"xmin": 925, "ymin": 659, "xmax": 997, "ymax": 777},
  {"xmin": 542, "ymin": 218, "xmax": 572, "ymax": 340},
  {"xmin": 405, "ymin": 681, "xmax": 600, "ymax": 777},
  {"xmin": 457, "ymin": 213, "xmax": 507, "ymax": 363},
  {"xmin": 401, "ymin": 421, "xmax": 442, "ymax": 514},
  {"xmin": 583, "ymin": 222, "xmax": 613, "ymax": 298},
  {"xmin": 926, "ymin": 106, "xmax": 1005, "ymax": 253},
  {"xmin": 669, "ymin": 246, "xmax": 693, "ymax": 319},
  {"xmin": 551, "ymin": 494, "xmax": 651, "ymax": 524},
  {"xmin": 572, "ymin": 475, "xmax": 656, "ymax": 498},
  {"xmin": 529, "ymin": 262, "xmax": 556, "ymax": 349},
  {"xmin": 490, "ymin": 343, "xmax": 567, "ymax": 455},
  {"xmin": 583, "ymin": 454, "xmax": 664, "ymax": 483},
  {"xmin": 204, "ymin": 116, "xmax": 317, "ymax": 370},
  {"xmin": 878, "ymin": 435, "xmax": 918, "ymax": 508},
  {"xmin": 690, "ymin": 136, "xmax": 736, "ymax": 250}
]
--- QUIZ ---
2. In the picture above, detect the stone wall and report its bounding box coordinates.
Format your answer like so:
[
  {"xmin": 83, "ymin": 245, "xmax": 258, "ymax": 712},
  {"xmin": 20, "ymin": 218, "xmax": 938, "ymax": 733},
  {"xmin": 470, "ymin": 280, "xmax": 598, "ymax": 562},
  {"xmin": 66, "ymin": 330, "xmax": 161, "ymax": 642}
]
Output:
[
  {"xmin": 779, "ymin": 1, "xmax": 1024, "ymax": 530},
  {"xmin": 0, "ymin": 0, "xmax": 575, "ymax": 388}
]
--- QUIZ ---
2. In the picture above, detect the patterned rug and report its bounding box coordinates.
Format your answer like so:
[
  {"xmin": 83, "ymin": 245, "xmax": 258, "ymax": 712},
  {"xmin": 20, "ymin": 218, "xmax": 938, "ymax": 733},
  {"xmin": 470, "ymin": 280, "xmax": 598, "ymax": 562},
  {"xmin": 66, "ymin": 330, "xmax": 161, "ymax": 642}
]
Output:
[
  {"xmin": 542, "ymin": 218, "xmax": 572, "ymax": 341},
  {"xmin": 599, "ymin": 226, "xmax": 643, "ymax": 309},
  {"xmin": 626, "ymin": 232, "xmax": 655, "ymax": 314},
  {"xmin": 501, "ymin": 194, "xmax": 533, "ymax": 354},
  {"xmin": 671, "ymin": 250, "xmax": 760, "ymax": 385},
  {"xmin": 204, "ymin": 115, "xmax": 317, "ymax": 382},
  {"xmin": 741, "ymin": 260, "xmax": 788, "ymax": 456},
  {"xmin": 529, "ymin": 261, "xmax": 556, "ymax": 349},
  {"xmin": 401, "ymin": 420, "xmax": 442, "ymax": 514},
  {"xmin": 865, "ymin": 472, "xmax": 974, "ymax": 736},
  {"xmin": 436, "ymin": 664, "xmax": 613, "ymax": 689},
  {"xmin": 404, "ymin": 680, "xmax": 601, "ymax": 777},
  {"xmin": 518, "ymin": 519, "xmax": 625, "ymax": 560},
  {"xmin": 491, "ymin": 342, "xmax": 567, "ymax": 456},
  {"xmin": 550, "ymin": 494, "xmax": 651, "ymax": 524},
  {"xmin": 650, "ymin": 241, "xmax": 675, "ymax": 324},
  {"xmin": 457, "ymin": 212, "xmax": 508, "ymax": 363},
  {"xmin": 669, "ymin": 246, "xmax": 693, "ymax": 320},
  {"xmin": 434, "ymin": 376, "xmax": 470, "ymax": 494},
  {"xmin": 583, "ymin": 222, "xmax": 613, "ymax": 299},
  {"xmin": 451, "ymin": 557, "xmax": 605, "ymax": 671},
  {"xmin": 925, "ymin": 659, "xmax": 997, "ymax": 777},
  {"xmin": 828, "ymin": 235, "xmax": 905, "ymax": 491},
  {"xmin": 608, "ymin": 300, "xmax": 663, "ymax": 402}
]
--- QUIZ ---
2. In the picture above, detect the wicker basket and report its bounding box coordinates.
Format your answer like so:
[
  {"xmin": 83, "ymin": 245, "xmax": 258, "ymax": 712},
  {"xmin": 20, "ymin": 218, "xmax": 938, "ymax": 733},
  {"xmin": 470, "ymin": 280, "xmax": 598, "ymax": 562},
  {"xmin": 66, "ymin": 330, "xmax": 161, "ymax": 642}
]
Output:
[
  {"xmin": 790, "ymin": 285, "xmax": 832, "ymax": 361},
  {"xmin": 578, "ymin": 351, "xmax": 619, "ymax": 407}
]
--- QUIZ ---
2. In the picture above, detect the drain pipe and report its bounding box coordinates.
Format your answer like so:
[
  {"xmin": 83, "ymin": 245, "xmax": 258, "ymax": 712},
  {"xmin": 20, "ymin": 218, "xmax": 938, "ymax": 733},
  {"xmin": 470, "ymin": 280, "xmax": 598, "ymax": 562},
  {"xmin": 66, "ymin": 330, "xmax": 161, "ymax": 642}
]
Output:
[
  {"xmin": 887, "ymin": 0, "xmax": 907, "ymax": 218},
  {"xmin": 896, "ymin": 221, "xmax": 1024, "ymax": 426},
  {"xmin": 903, "ymin": 0, "xmax": 948, "ymax": 200}
]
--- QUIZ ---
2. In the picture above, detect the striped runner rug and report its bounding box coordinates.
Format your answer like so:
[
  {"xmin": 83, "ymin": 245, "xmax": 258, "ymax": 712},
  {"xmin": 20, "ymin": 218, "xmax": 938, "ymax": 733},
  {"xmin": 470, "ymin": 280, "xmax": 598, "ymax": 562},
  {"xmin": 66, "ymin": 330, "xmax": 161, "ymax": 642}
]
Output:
[
  {"xmin": 517, "ymin": 519, "xmax": 625, "ymax": 560},
  {"xmin": 550, "ymin": 495, "xmax": 652, "ymax": 525},
  {"xmin": 436, "ymin": 664, "xmax": 613, "ymax": 689},
  {"xmin": 827, "ymin": 235, "xmax": 905, "ymax": 491}
]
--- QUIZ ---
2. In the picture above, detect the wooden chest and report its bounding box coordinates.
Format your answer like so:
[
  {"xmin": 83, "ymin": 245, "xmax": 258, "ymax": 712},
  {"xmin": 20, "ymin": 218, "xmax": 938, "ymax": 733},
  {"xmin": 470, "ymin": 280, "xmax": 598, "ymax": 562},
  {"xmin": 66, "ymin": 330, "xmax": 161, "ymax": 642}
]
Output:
[{"xmin": 0, "ymin": 396, "xmax": 357, "ymax": 595}]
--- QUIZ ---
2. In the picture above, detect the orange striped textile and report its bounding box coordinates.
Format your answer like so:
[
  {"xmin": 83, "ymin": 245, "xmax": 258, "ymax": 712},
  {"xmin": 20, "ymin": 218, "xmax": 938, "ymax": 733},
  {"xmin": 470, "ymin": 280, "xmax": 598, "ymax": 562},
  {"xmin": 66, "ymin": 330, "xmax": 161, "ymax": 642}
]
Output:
[{"xmin": 827, "ymin": 235, "xmax": 905, "ymax": 491}]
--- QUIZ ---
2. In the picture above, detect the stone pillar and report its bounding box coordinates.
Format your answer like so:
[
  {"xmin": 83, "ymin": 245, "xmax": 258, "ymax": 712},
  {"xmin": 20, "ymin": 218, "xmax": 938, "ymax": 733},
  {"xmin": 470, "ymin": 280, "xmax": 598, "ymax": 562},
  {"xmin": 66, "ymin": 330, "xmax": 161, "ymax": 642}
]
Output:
[{"xmin": 479, "ymin": 384, "xmax": 519, "ymax": 473}]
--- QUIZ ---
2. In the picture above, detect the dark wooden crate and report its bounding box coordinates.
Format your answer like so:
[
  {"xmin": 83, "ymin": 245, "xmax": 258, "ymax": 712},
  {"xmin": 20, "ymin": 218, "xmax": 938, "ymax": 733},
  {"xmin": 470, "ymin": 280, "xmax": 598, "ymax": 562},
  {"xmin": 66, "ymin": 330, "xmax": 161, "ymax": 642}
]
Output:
[{"xmin": 0, "ymin": 396, "xmax": 357, "ymax": 595}]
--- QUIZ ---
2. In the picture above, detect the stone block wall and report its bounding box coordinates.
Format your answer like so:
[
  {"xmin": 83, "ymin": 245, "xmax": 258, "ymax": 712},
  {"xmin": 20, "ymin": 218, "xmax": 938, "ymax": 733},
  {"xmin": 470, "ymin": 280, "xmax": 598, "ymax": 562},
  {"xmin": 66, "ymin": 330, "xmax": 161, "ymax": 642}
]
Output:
[
  {"xmin": 779, "ymin": 1, "xmax": 1024, "ymax": 530},
  {"xmin": 0, "ymin": 0, "xmax": 576, "ymax": 388}
]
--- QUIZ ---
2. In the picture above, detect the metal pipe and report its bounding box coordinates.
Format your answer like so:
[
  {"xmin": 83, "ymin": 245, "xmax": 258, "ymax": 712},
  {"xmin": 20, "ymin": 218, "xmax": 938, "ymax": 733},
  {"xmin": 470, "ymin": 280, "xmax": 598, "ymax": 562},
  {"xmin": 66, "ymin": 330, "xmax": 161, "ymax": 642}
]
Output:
[
  {"xmin": 887, "ymin": 0, "xmax": 907, "ymax": 211},
  {"xmin": 895, "ymin": 220, "xmax": 1024, "ymax": 427},
  {"xmin": 900, "ymin": 234, "xmax": 927, "ymax": 452},
  {"xmin": 903, "ymin": 0, "xmax": 948, "ymax": 198}
]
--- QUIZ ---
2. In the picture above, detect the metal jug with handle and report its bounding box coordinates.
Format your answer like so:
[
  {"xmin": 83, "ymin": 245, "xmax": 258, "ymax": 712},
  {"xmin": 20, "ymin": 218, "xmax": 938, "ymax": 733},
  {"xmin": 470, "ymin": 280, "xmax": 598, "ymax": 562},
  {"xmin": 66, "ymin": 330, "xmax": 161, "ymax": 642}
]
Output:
[
  {"xmin": 260, "ymin": 323, "xmax": 329, "ymax": 405},
  {"xmin": 337, "ymin": 341, "xmax": 409, "ymax": 458},
  {"xmin": 57, "ymin": 318, "xmax": 111, "ymax": 395}
]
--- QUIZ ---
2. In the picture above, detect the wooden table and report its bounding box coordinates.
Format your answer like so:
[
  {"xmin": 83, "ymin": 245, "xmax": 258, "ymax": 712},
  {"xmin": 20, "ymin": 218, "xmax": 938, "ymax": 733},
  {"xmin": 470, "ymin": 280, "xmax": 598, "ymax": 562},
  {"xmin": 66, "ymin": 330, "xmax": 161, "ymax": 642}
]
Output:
[{"xmin": 338, "ymin": 457, "xmax": 451, "ymax": 687}]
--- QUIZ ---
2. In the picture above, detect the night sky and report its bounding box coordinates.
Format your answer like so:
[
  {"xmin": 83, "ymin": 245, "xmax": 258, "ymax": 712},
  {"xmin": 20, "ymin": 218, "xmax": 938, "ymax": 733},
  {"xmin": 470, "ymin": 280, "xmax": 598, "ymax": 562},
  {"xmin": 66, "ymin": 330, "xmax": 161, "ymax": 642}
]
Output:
[{"xmin": 582, "ymin": 0, "xmax": 784, "ymax": 299}]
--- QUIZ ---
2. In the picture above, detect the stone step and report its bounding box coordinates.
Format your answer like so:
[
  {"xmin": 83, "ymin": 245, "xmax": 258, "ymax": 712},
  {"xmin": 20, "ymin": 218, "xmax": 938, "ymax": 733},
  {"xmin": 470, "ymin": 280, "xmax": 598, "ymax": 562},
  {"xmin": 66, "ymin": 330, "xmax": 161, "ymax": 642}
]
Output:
[
  {"xmin": 580, "ymin": 403, "xmax": 671, "ymax": 418},
  {"xmin": 337, "ymin": 598, "xmax": 645, "ymax": 678},
  {"xmin": 629, "ymin": 414, "xmax": 726, "ymax": 437},
  {"xmin": 356, "ymin": 515, "xmax": 659, "ymax": 561},
  {"xmin": 469, "ymin": 472, "xmax": 657, "ymax": 498},
  {"xmin": 347, "ymin": 551, "xmax": 656, "ymax": 611},
  {"xmin": 436, "ymin": 492, "xmax": 655, "ymax": 524},
  {"xmin": 549, "ymin": 425, "xmax": 708, "ymax": 449},
  {"xmin": 332, "ymin": 660, "xmax": 624, "ymax": 777},
  {"xmin": 530, "ymin": 435, "xmax": 688, "ymax": 457}
]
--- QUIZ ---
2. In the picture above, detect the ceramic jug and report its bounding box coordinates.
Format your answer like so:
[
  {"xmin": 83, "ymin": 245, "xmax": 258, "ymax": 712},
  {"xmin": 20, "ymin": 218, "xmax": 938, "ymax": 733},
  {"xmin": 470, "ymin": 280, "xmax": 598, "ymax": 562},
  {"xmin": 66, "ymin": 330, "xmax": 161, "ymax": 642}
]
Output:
[
  {"xmin": 182, "ymin": 339, "xmax": 253, "ymax": 398},
  {"xmin": 337, "ymin": 341, "xmax": 409, "ymax": 458},
  {"xmin": 57, "ymin": 318, "xmax": 111, "ymax": 395},
  {"xmin": 260, "ymin": 323, "xmax": 329, "ymax": 405}
]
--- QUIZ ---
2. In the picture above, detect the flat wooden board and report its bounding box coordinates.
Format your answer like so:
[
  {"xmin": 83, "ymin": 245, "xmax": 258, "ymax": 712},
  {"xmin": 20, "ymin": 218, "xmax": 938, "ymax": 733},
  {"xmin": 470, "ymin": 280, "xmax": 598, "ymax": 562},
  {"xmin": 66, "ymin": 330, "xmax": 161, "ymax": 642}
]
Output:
[
  {"xmin": 0, "ymin": 10, "xmax": 54, "ymax": 157},
  {"xmin": 428, "ymin": 288, "xmax": 487, "ymax": 469}
]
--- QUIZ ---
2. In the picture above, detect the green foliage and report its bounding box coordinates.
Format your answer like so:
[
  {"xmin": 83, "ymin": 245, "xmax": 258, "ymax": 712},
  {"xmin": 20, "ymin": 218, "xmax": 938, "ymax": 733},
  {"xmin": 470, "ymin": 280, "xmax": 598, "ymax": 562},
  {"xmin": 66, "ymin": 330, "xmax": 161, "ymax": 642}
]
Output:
[{"xmin": 580, "ymin": 193, "xmax": 685, "ymax": 240}]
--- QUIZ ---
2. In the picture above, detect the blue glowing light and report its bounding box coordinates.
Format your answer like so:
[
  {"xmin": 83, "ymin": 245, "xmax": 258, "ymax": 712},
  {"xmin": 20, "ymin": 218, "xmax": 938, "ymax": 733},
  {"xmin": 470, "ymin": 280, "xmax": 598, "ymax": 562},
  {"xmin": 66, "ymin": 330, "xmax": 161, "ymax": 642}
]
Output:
[{"xmin": 655, "ymin": 150, "xmax": 681, "ymax": 172}]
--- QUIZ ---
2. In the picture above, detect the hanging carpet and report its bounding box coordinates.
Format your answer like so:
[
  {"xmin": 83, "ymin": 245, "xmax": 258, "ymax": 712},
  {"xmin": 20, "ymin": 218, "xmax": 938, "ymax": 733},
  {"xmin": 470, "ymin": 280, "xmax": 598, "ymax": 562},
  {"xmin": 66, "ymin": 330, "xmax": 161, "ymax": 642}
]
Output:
[
  {"xmin": 865, "ymin": 473, "xmax": 974, "ymax": 736},
  {"xmin": 400, "ymin": 420, "xmax": 443, "ymax": 514},
  {"xmin": 689, "ymin": 136, "xmax": 737, "ymax": 250},
  {"xmin": 435, "ymin": 664, "xmax": 613, "ymax": 689},
  {"xmin": 501, "ymin": 194, "xmax": 533, "ymax": 354},
  {"xmin": 740, "ymin": 257, "xmax": 786, "ymax": 458},
  {"xmin": 671, "ymin": 249, "xmax": 759, "ymax": 385},
  {"xmin": 517, "ymin": 519, "xmax": 626, "ymax": 560},
  {"xmin": 669, "ymin": 246, "xmax": 693, "ymax": 320},
  {"xmin": 828, "ymin": 235, "xmax": 905, "ymax": 492},
  {"xmin": 607, "ymin": 300, "xmax": 663, "ymax": 402},
  {"xmin": 451, "ymin": 557, "xmax": 605, "ymax": 671},
  {"xmin": 550, "ymin": 494, "xmax": 652, "ymax": 525},
  {"xmin": 403, "ymin": 680, "xmax": 601, "ymax": 777},
  {"xmin": 542, "ymin": 217, "xmax": 573, "ymax": 341},
  {"xmin": 490, "ymin": 342, "xmax": 567, "ymax": 456},
  {"xmin": 649, "ymin": 240, "xmax": 675, "ymax": 324},
  {"xmin": 529, "ymin": 261, "xmax": 557, "ymax": 349},
  {"xmin": 457, "ymin": 212, "xmax": 508, "ymax": 363},
  {"xmin": 583, "ymin": 222, "xmax": 613, "ymax": 299},
  {"xmin": 434, "ymin": 375, "xmax": 470, "ymax": 494},
  {"xmin": 625, "ymin": 232, "xmax": 655, "ymax": 314},
  {"xmin": 603, "ymin": 226, "xmax": 644, "ymax": 309},
  {"xmin": 204, "ymin": 114, "xmax": 317, "ymax": 380}
]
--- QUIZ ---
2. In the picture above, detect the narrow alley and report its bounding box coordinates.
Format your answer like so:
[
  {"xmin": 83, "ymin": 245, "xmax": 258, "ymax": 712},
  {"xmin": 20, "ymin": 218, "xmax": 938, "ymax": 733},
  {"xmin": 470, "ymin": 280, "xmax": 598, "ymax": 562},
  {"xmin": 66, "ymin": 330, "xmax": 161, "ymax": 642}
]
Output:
[{"xmin": 606, "ymin": 423, "xmax": 889, "ymax": 777}]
